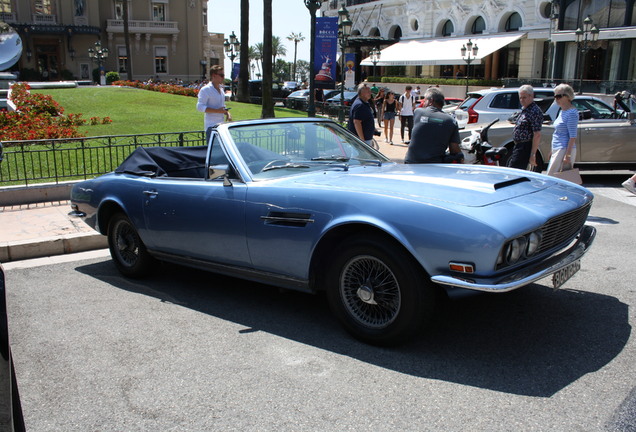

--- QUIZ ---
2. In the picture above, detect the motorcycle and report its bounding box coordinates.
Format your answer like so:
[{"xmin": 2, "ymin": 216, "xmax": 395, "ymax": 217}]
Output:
[{"xmin": 459, "ymin": 119, "xmax": 508, "ymax": 165}]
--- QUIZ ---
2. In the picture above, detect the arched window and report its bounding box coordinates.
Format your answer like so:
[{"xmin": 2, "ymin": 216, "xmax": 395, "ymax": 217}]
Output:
[
  {"xmin": 442, "ymin": 20, "xmax": 454, "ymax": 37},
  {"xmin": 471, "ymin": 16, "xmax": 486, "ymax": 34},
  {"xmin": 505, "ymin": 13, "xmax": 522, "ymax": 31}
]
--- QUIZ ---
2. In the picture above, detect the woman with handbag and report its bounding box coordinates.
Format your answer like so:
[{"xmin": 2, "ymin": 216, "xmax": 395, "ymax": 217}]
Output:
[{"xmin": 546, "ymin": 84, "xmax": 578, "ymax": 177}]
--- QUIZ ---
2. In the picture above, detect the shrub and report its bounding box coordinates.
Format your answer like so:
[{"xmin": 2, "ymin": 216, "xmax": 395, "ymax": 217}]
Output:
[
  {"xmin": 106, "ymin": 71, "xmax": 120, "ymax": 85},
  {"xmin": 113, "ymin": 80, "xmax": 199, "ymax": 98}
]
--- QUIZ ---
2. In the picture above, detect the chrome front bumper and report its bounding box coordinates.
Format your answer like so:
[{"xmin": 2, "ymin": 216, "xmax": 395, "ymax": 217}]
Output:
[{"xmin": 431, "ymin": 225, "xmax": 596, "ymax": 292}]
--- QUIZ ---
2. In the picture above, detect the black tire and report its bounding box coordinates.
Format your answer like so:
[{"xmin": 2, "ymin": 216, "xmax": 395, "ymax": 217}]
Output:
[
  {"xmin": 325, "ymin": 235, "xmax": 435, "ymax": 346},
  {"xmin": 107, "ymin": 213, "xmax": 153, "ymax": 278}
]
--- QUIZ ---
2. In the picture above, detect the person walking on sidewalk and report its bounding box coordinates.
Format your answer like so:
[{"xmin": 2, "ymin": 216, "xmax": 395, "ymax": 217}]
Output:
[
  {"xmin": 508, "ymin": 84, "xmax": 542, "ymax": 170},
  {"xmin": 398, "ymin": 85, "xmax": 416, "ymax": 144},
  {"xmin": 382, "ymin": 91, "xmax": 397, "ymax": 144},
  {"xmin": 546, "ymin": 84, "xmax": 578, "ymax": 176}
]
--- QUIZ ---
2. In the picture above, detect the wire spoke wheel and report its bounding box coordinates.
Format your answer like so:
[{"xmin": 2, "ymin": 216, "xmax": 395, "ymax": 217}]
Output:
[
  {"xmin": 107, "ymin": 213, "xmax": 153, "ymax": 278},
  {"xmin": 340, "ymin": 255, "xmax": 400, "ymax": 329}
]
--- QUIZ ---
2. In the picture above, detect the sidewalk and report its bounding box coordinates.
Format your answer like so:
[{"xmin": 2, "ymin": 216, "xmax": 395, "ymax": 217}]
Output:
[
  {"xmin": 0, "ymin": 201, "xmax": 108, "ymax": 262},
  {"xmin": 0, "ymin": 124, "xmax": 409, "ymax": 263}
]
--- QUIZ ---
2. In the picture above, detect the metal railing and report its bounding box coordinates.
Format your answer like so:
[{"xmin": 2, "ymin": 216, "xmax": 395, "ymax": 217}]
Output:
[{"xmin": 0, "ymin": 131, "xmax": 205, "ymax": 186}]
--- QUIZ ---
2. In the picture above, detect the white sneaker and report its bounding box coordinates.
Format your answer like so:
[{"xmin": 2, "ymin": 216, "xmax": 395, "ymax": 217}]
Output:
[{"xmin": 622, "ymin": 179, "xmax": 636, "ymax": 195}]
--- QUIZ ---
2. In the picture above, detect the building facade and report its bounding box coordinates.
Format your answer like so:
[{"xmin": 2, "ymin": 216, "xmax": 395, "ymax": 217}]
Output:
[
  {"xmin": 322, "ymin": 0, "xmax": 636, "ymax": 93},
  {"xmin": 2, "ymin": 0, "xmax": 222, "ymax": 83}
]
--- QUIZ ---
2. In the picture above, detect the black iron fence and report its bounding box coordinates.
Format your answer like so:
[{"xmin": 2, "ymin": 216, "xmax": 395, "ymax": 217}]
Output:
[{"xmin": 0, "ymin": 131, "xmax": 205, "ymax": 186}]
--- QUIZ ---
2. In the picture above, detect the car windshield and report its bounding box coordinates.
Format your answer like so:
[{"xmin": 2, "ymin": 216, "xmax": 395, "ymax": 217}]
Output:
[
  {"xmin": 288, "ymin": 90, "xmax": 307, "ymax": 98},
  {"xmin": 228, "ymin": 121, "xmax": 388, "ymax": 180}
]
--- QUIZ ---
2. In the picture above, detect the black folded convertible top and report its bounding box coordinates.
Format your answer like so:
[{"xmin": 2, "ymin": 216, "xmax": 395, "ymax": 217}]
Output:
[{"xmin": 115, "ymin": 146, "xmax": 208, "ymax": 178}]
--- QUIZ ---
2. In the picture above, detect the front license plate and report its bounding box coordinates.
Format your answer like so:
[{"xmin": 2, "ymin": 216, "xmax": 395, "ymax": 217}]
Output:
[{"xmin": 552, "ymin": 260, "xmax": 581, "ymax": 289}]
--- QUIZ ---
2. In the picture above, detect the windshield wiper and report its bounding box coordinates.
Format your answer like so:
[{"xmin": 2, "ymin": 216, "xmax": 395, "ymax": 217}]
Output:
[
  {"xmin": 261, "ymin": 162, "xmax": 311, "ymax": 172},
  {"xmin": 311, "ymin": 155, "xmax": 350, "ymax": 162},
  {"xmin": 350, "ymin": 157, "xmax": 383, "ymax": 166}
]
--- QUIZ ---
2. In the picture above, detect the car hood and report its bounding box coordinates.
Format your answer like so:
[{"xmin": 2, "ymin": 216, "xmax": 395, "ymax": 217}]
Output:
[{"xmin": 287, "ymin": 163, "xmax": 558, "ymax": 207}]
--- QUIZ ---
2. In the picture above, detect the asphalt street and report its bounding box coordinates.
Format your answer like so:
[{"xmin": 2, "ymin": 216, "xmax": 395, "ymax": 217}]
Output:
[{"xmin": 4, "ymin": 175, "xmax": 636, "ymax": 431}]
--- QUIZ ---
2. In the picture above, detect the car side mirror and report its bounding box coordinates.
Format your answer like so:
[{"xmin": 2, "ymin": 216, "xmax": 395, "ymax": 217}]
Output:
[
  {"xmin": 579, "ymin": 110, "xmax": 592, "ymax": 120},
  {"xmin": 208, "ymin": 164, "xmax": 233, "ymax": 186}
]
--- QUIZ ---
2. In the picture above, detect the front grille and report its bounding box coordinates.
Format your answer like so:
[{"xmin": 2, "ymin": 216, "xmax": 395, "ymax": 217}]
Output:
[{"xmin": 537, "ymin": 201, "xmax": 592, "ymax": 254}]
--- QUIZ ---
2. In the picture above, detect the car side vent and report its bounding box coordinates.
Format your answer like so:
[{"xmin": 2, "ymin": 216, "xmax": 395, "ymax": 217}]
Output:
[
  {"xmin": 494, "ymin": 177, "xmax": 531, "ymax": 190},
  {"xmin": 261, "ymin": 211, "xmax": 314, "ymax": 227}
]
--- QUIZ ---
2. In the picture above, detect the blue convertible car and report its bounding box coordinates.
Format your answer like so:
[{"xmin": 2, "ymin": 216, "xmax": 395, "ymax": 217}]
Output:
[{"xmin": 70, "ymin": 118, "xmax": 595, "ymax": 345}]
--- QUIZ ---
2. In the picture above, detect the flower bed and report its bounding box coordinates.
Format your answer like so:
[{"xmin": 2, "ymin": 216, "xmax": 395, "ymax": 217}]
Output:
[
  {"xmin": 1, "ymin": 83, "xmax": 111, "ymax": 141},
  {"xmin": 112, "ymin": 80, "xmax": 199, "ymax": 97}
]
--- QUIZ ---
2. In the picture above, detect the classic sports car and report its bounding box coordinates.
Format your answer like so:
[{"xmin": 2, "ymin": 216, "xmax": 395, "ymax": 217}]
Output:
[{"xmin": 70, "ymin": 118, "xmax": 596, "ymax": 345}]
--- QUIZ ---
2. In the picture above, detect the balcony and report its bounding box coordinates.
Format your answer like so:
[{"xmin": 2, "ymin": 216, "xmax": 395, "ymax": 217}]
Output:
[
  {"xmin": 0, "ymin": 12, "xmax": 16, "ymax": 23},
  {"xmin": 32, "ymin": 14, "xmax": 57, "ymax": 24},
  {"xmin": 106, "ymin": 19, "xmax": 179, "ymax": 35}
]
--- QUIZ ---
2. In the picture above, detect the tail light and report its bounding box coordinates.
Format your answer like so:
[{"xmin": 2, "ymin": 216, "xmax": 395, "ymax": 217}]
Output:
[{"xmin": 467, "ymin": 97, "xmax": 482, "ymax": 124}]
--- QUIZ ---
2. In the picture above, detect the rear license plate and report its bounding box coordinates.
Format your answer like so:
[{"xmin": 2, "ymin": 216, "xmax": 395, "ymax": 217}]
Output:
[{"xmin": 552, "ymin": 260, "xmax": 581, "ymax": 289}]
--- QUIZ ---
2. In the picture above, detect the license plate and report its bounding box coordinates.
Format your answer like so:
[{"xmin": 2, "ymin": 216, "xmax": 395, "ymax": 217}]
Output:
[{"xmin": 552, "ymin": 260, "xmax": 581, "ymax": 289}]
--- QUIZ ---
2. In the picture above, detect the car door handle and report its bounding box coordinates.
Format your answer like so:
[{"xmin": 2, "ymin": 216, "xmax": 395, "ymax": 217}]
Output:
[{"xmin": 143, "ymin": 190, "xmax": 158, "ymax": 197}]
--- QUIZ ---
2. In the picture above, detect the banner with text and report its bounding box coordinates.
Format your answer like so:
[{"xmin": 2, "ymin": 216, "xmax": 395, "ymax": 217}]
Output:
[{"xmin": 313, "ymin": 16, "xmax": 338, "ymax": 90}]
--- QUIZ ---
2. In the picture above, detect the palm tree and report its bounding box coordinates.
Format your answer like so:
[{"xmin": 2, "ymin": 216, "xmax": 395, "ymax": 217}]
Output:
[
  {"xmin": 286, "ymin": 32, "xmax": 305, "ymax": 82},
  {"xmin": 248, "ymin": 46, "xmax": 261, "ymax": 78},
  {"xmin": 271, "ymin": 36, "xmax": 287, "ymax": 68},
  {"xmin": 261, "ymin": 0, "xmax": 274, "ymax": 118},
  {"xmin": 253, "ymin": 43, "xmax": 264, "ymax": 77},
  {"xmin": 237, "ymin": 0, "xmax": 250, "ymax": 103}
]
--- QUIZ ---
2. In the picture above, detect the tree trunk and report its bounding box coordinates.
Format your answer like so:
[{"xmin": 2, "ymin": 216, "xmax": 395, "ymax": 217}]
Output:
[
  {"xmin": 237, "ymin": 0, "xmax": 250, "ymax": 103},
  {"xmin": 123, "ymin": 2, "xmax": 133, "ymax": 80},
  {"xmin": 261, "ymin": 0, "xmax": 274, "ymax": 118}
]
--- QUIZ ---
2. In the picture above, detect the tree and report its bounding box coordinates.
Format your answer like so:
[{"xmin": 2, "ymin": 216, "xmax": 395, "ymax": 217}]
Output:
[
  {"xmin": 295, "ymin": 59, "xmax": 310, "ymax": 83},
  {"xmin": 248, "ymin": 46, "xmax": 261, "ymax": 79},
  {"xmin": 271, "ymin": 36, "xmax": 287, "ymax": 67},
  {"xmin": 261, "ymin": 0, "xmax": 274, "ymax": 118},
  {"xmin": 237, "ymin": 0, "xmax": 250, "ymax": 103},
  {"xmin": 274, "ymin": 59, "xmax": 291, "ymax": 82},
  {"xmin": 286, "ymin": 32, "xmax": 305, "ymax": 82},
  {"xmin": 252, "ymin": 43, "xmax": 264, "ymax": 78}
]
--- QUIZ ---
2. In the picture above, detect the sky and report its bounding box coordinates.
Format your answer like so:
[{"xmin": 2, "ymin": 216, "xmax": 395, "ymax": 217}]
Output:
[{"xmin": 208, "ymin": 1, "xmax": 314, "ymax": 74}]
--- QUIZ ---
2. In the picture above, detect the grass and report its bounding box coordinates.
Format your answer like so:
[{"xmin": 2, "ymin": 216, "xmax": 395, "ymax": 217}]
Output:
[
  {"xmin": 32, "ymin": 86, "xmax": 307, "ymax": 136},
  {"xmin": 0, "ymin": 87, "xmax": 308, "ymax": 186}
]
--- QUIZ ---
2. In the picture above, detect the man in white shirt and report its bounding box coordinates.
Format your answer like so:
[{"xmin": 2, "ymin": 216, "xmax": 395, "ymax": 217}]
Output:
[
  {"xmin": 398, "ymin": 85, "xmax": 416, "ymax": 144},
  {"xmin": 196, "ymin": 65, "xmax": 232, "ymax": 144}
]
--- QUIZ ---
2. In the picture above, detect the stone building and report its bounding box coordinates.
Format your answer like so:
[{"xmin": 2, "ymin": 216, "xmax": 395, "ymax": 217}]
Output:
[
  {"xmin": 2, "ymin": 0, "xmax": 222, "ymax": 83},
  {"xmin": 323, "ymin": 0, "xmax": 636, "ymax": 93}
]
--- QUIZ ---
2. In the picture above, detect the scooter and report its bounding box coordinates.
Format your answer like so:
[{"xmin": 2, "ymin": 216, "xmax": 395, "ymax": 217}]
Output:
[{"xmin": 459, "ymin": 119, "xmax": 508, "ymax": 165}]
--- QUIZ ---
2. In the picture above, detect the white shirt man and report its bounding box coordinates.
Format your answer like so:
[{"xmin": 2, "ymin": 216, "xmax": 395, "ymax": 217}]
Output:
[{"xmin": 196, "ymin": 65, "xmax": 231, "ymax": 141}]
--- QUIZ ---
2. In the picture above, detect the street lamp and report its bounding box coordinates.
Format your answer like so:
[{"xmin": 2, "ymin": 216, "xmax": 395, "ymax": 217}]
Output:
[
  {"xmin": 370, "ymin": 46, "xmax": 381, "ymax": 79},
  {"xmin": 338, "ymin": 4, "xmax": 352, "ymax": 122},
  {"xmin": 460, "ymin": 39, "xmax": 478, "ymax": 97},
  {"xmin": 304, "ymin": 0, "xmax": 324, "ymax": 117},
  {"xmin": 575, "ymin": 15, "xmax": 599, "ymax": 94},
  {"xmin": 547, "ymin": 0, "xmax": 560, "ymax": 83},
  {"xmin": 88, "ymin": 40, "xmax": 109, "ymax": 85},
  {"xmin": 223, "ymin": 31, "xmax": 240, "ymax": 101}
]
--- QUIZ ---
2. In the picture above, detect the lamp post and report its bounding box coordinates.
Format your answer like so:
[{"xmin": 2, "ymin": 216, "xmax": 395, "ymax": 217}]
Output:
[
  {"xmin": 88, "ymin": 40, "xmax": 109, "ymax": 85},
  {"xmin": 200, "ymin": 59, "xmax": 207, "ymax": 80},
  {"xmin": 337, "ymin": 4, "xmax": 352, "ymax": 122},
  {"xmin": 460, "ymin": 39, "xmax": 478, "ymax": 97},
  {"xmin": 304, "ymin": 0, "xmax": 323, "ymax": 117},
  {"xmin": 370, "ymin": 46, "xmax": 381, "ymax": 79},
  {"xmin": 575, "ymin": 15, "xmax": 599, "ymax": 94},
  {"xmin": 223, "ymin": 31, "xmax": 240, "ymax": 101},
  {"xmin": 547, "ymin": 0, "xmax": 560, "ymax": 83}
]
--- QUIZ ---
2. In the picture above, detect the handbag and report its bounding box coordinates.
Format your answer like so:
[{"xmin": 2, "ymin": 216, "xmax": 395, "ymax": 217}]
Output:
[{"xmin": 553, "ymin": 163, "xmax": 582, "ymax": 185}]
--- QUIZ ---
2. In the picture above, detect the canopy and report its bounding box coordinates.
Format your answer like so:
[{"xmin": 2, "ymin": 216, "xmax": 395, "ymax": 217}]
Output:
[{"xmin": 360, "ymin": 33, "xmax": 526, "ymax": 66}]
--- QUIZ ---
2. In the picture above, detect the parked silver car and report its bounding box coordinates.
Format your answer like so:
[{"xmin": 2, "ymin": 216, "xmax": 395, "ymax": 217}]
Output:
[{"xmin": 459, "ymin": 96, "xmax": 635, "ymax": 171}]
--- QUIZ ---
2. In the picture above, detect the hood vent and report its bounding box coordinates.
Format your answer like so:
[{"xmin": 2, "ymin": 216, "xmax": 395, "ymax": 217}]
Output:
[{"xmin": 494, "ymin": 177, "xmax": 531, "ymax": 190}]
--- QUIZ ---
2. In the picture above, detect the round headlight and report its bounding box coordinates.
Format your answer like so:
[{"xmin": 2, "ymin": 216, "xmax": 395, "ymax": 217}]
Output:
[
  {"xmin": 507, "ymin": 237, "xmax": 526, "ymax": 264},
  {"xmin": 527, "ymin": 231, "xmax": 542, "ymax": 256}
]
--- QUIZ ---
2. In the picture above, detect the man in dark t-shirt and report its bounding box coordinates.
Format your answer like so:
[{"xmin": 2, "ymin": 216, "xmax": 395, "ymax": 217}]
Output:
[
  {"xmin": 347, "ymin": 84, "xmax": 376, "ymax": 146},
  {"xmin": 405, "ymin": 88, "xmax": 461, "ymax": 164}
]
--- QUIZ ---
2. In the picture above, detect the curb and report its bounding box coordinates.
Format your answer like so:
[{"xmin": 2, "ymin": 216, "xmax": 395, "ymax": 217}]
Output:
[{"xmin": 0, "ymin": 231, "xmax": 107, "ymax": 263}]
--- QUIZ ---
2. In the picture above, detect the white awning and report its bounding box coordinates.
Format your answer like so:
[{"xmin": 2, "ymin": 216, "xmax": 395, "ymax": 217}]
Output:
[{"xmin": 360, "ymin": 33, "xmax": 526, "ymax": 66}]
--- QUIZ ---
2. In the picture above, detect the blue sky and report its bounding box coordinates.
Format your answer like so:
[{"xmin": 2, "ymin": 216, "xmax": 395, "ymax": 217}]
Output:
[{"xmin": 208, "ymin": 1, "xmax": 313, "ymax": 72}]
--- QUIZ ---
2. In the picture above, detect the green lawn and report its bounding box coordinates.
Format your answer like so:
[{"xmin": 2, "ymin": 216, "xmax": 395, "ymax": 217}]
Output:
[{"xmin": 33, "ymin": 86, "xmax": 307, "ymax": 136}]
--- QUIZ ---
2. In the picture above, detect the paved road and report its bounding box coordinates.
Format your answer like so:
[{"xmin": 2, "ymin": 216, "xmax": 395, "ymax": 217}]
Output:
[{"xmin": 4, "ymin": 176, "xmax": 636, "ymax": 431}]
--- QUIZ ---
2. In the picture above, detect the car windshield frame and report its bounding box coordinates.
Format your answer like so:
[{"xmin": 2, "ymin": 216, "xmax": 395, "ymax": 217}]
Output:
[{"xmin": 223, "ymin": 120, "xmax": 388, "ymax": 181}]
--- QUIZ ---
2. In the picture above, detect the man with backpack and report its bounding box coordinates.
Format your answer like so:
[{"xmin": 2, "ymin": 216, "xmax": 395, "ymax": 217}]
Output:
[{"xmin": 398, "ymin": 85, "xmax": 416, "ymax": 144}]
